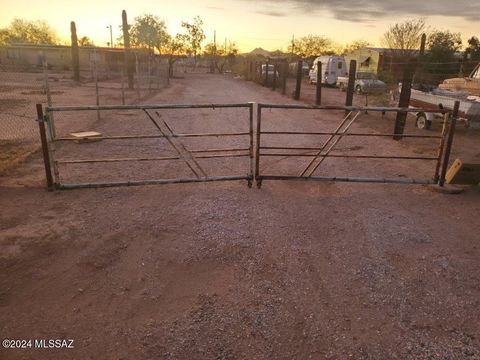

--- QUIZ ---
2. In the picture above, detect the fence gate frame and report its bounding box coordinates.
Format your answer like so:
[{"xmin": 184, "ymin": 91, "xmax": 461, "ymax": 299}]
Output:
[
  {"xmin": 36, "ymin": 102, "xmax": 254, "ymax": 190},
  {"xmin": 255, "ymin": 103, "xmax": 457, "ymax": 188}
]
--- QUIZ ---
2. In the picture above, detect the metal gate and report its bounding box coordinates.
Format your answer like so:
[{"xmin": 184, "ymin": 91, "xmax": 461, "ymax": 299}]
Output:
[
  {"xmin": 255, "ymin": 103, "xmax": 456, "ymax": 188},
  {"xmin": 36, "ymin": 103, "xmax": 254, "ymax": 190}
]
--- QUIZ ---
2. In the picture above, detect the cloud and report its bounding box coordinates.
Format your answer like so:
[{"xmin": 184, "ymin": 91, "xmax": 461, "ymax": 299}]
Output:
[
  {"xmin": 242, "ymin": 0, "xmax": 480, "ymax": 22},
  {"xmin": 255, "ymin": 9, "xmax": 287, "ymax": 17}
]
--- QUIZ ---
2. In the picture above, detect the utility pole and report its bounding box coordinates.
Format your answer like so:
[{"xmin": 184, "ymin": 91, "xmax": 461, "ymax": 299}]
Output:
[
  {"xmin": 122, "ymin": 10, "xmax": 134, "ymax": 89},
  {"xmin": 291, "ymin": 34, "xmax": 295, "ymax": 57},
  {"xmin": 107, "ymin": 25, "xmax": 113, "ymax": 48}
]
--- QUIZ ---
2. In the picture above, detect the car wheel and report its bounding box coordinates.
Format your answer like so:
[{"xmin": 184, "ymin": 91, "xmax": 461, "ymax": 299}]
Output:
[
  {"xmin": 339, "ymin": 83, "xmax": 345, "ymax": 92},
  {"xmin": 415, "ymin": 113, "xmax": 432, "ymax": 130},
  {"xmin": 355, "ymin": 85, "xmax": 362, "ymax": 94}
]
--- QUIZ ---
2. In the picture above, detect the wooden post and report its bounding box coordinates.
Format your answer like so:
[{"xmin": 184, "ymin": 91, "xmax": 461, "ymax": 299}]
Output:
[
  {"xmin": 345, "ymin": 60, "xmax": 357, "ymax": 114},
  {"xmin": 439, "ymin": 101, "xmax": 460, "ymax": 186},
  {"xmin": 121, "ymin": 66, "xmax": 126, "ymax": 105},
  {"xmin": 249, "ymin": 61, "xmax": 253, "ymax": 80},
  {"xmin": 294, "ymin": 60, "xmax": 302, "ymax": 100},
  {"xmin": 272, "ymin": 62, "xmax": 277, "ymax": 90},
  {"xmin": 36, "ymin": 104, "xmax": 54, "ymax": 191},
  {"xmin": 419, "ymin": 33, "xmax": 427, "ymax": 56},
  {"xmin": 122, "ymin": 10, "xmax": 134, "ymax": 89},
  {"xmin": 70, "ymin": 21, "xmax": 80, "ymax": 82},
  {"xmin": 264, "ymin": 62, "xmax": 269, "ymax": 86},
  {"xmin": 315, "ymin": 61, "xmax": 322, "ymax": 106},
  {"xmin": 393, "ymin": 58, "xmax": 416, "ymax": 140},
  {"xmin": 281, "ymin": 62, "xmax": 287, "ymax": 95}
]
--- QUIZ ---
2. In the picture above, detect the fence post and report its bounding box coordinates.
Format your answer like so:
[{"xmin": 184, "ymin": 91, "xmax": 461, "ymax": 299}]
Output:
[
  {"xmin": 272, "ymin": 62, "xmax": 277, "ymax": 90},
  {"xmin": 281, "ymin": 62, "xmax": 287, "ymax": 95},
  {"xmin": 122, "ymin": 10, "xmax": 134, "ymax": 89},
  {"xmin": 294, "ymin": 60, "xmax": 302, "ymax": 100},
  {"xmin": 438, "ymin": 101, "xmax": 460, "ymax": 186},
  {"xmin": 36, "ymin": 104, "xmax": 54, "ymax": 191},
  {"xmin": 393, "ymin": 58, "xmax": 416, "ymax": 140},
  {"xmin": 345, "ymin": 60, "xmax": 357, "ymax": 114},
  {"xmin": 121, "ymin": 66, "xmax": 126, "ymax": 105},
  {"xmin": 70, "ymin": 21, "xmax": 80, "ymax": 82},
  {"xmin": 93, "ymin": 49, "xmax": 100, "ymax": 120},
  {"xmin": 315, "ymin": 61, "xmax": 322, "ymax": 106},
  {"xmin": 264, "ymin": 62, "xmax": 269, "ymax": 86}
]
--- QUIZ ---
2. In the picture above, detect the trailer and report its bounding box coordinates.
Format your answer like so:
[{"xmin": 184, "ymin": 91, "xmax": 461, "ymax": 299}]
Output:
[{"xmin": 409, "ymin": 88, "xmax": 480, "ymax": 130}]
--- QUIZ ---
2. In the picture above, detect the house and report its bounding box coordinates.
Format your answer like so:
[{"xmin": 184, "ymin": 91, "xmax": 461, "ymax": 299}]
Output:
[
  {"xmin": 344, "ymin": 47, "xmax": 419, "ymax": 81},
  {"xmin": 0, "ymin": 43, "xmax": 139, "ymax": 73}
]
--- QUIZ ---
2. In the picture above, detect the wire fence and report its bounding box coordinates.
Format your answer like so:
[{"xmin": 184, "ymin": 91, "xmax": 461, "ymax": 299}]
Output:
[{"xmin": 0, "ymin": 55, "xmax": 170, "ymax": 172}]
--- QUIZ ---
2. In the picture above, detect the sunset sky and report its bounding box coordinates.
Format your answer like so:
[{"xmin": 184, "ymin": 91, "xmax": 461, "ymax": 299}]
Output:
[{"xmin": 1, "ymin": 0, "xmax": 479, "ymax": 52}]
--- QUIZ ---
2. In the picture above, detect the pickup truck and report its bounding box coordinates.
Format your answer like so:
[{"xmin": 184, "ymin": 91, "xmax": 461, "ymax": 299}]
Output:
[{"xmin": 337, "ymin": 72, "xmax": 387, "ymax": 94}]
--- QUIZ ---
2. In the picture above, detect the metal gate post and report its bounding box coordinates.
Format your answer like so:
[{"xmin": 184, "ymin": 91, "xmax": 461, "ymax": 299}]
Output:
[
  {"xmin": 438, "ymin": 101, "xmax": 460, "ymax": 186},
  {"xmin": 36, "ymin": 104, "xmax": 54, "ymax": 191},
  {"xmin": 255, "ymin": 104, "xmax": 262, "ymax": 188}
]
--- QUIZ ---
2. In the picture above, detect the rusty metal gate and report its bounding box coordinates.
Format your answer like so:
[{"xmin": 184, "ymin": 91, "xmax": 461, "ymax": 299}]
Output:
[
  {"xmin": 255, "ymin": 103, "xmax": 456, "ymax": 188},
  {"xmin": 36, "ymin": 103, "xmax": 254, "ymax": 190}
]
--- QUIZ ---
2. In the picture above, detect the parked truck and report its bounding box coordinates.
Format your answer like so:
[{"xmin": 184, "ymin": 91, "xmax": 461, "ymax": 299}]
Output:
[{"xmin": 337, "ymin": 71, "xmax": 387, "ymax": 94}]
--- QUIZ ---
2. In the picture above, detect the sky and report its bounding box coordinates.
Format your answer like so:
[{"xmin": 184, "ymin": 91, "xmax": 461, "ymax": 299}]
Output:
[{"xmin": 0, "ymin": 0, "xmax": 479, "ymax": 52}]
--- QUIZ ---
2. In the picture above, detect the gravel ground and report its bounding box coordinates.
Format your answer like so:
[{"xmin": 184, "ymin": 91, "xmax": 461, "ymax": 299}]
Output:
[{"xmin": 1, "ymin": 73, "xmax": 479, "ymax": 360}]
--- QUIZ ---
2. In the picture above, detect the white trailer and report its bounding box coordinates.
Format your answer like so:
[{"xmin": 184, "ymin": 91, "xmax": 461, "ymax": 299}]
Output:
[{"xmin": 309, "ymin": 56, "xmax": 347, "ymax": 86}]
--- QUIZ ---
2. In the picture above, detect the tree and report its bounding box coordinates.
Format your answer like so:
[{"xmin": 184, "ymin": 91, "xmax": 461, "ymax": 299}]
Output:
[
  {"xmin": 129, "ymin": 14, "xmax": 169, "ymax": 53},
  {"xmin": 78, "ymin": 36, "xmax": 93, "ymax": 47},
  {"xmin": 181, "ymin": 16, "xmax": 206, "ymax": 65},
  {"xmin": 381, "ymin": 18, "xmax": 426, "ymax": 57},
  {"xmin": 288, "ymin": 35, "xmax": 333, "ymax": 59},
  {"xmin": 0, "ymin": 18, "xmax": 57, "ymax": 45},
  {"xmin": 203, "ymin": 41, "xmax": 239, "ymax": 73},
  {"xmin": 465, "ymin": 36, "xmax": 480, "ymax": 61},
  {"xmin": 342, "ymin": 39, "xmax": 371, "ymax": 55},
  {"xmin": 424, "ymin": 30, "xmax": 462, "ymax": 78},
  {"xmin": 160, "ymin": 33, "xmax": 187, "ymax": 77}
]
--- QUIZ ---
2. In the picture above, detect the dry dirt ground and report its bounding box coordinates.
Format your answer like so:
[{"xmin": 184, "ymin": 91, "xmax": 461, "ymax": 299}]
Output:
[{"xmin": 1, "ymin": 74, "xmax": 480, "ymax": 360}]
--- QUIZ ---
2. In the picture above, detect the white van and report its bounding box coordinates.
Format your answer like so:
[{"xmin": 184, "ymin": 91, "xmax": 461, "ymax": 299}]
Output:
[{"xmin": 309, "ymin": 56, "xmax": 347, "ymax": 86}]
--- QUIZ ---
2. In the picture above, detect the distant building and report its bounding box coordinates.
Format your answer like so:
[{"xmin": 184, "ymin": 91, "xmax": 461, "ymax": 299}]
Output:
[
  {"xmin": 344, "ymin": 47, "xmax": 419, "ymax": 81},
  {"xmin": 0, "ymin": 43, "xmax": 151, "ymax": 73}
]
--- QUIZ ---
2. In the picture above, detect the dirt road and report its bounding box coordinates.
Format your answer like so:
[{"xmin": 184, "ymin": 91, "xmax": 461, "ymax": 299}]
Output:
[{"xmin": 1, "ymin": 74, "xmax": 480, "ymax": 359}]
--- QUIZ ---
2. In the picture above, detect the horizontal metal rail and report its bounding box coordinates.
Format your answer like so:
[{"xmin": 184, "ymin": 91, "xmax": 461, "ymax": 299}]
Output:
[
  {"xmin": 260, "ymin": 131, "xmax": 442, "ymax": 139},
  {"xmin": 57, "ymin": 175, "xmax": 253, "ymax": 190},
  {"xmin": 57, "ymin": 156, "xmax": 180, "ymax": 164},
  {"xmin": 55, "ymin": 132, "xmax": 251, "ymax": 142},
  {"xmin": 257, "ymin": 103, "xmax": 451, "ymax": 114},
  {"xmin": 47, "ymin": 103, "xmax": 252, "ymax": 112},
  {"xmin": 259, "ymin": 153, "xmax": 438, "ymax": 160},
  {"xmin": 257, "ymin": 175, "xmax": 435, "ymax": 185}
]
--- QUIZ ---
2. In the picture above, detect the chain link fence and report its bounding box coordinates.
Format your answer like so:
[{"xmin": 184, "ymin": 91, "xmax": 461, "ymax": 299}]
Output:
[{"xmin": 0, "ymin": 53, "xmax": 169, "ymax": 173}]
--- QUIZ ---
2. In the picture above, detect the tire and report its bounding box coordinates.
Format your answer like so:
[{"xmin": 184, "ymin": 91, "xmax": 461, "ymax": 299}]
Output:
[
  {"xmin": 355, "ymin": 85, "xmax": 362, "ymax": 95},
  {"xmin": 339, "ymin": 83, "xmax": 345, "ymax": 92},
  {"xmin": 416, "ymin": 113, "xmax": 432, "ymax": 130}
]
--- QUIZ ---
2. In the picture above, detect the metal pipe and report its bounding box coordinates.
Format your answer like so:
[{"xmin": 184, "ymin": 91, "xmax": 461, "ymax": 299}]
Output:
[
  {"xmin": 305, "ymin": 111, "xmax": 362, "ymax": 177},
  {"xmin": 255, "ymin": 103, "xmax": 450, "ymax": 113},
  {"xmin": 57, "ymin": 156, "xmax": 180, "ymax": 164},
  {"xmin": 57, "ymin": 175, "xmax": 252, "ymax": 190},
  {"xmin": 255, "ymin": 104, "xmax": 262, "ymax": 181},
  {"xmin": 259, "ymin": 153, "xmax": 438, "ymax": 160},
  {"xmin": 299, "ymin": 110, "xmax": 353, "ymax": 177},
  {"xmin": 257, "ymin": 175, "xmax": 435, "ymax": 185},
  {"xmin": 190, "ymin": 148, "xmax": 251, "ymax": 153},
  {"xmin": 47, "ymin": 103, "xmax": 252, "ymax": 112},
  {"xmin": 260, "ymin": 132, "xmax": 442, "ymax": 139},
  {"xmin": 142, "ymin": 109, "xmax": 201, "ymax": 178},
  {"xmin": 248, "ymin": 102, "xmax": 254, "ymax": 183}
]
